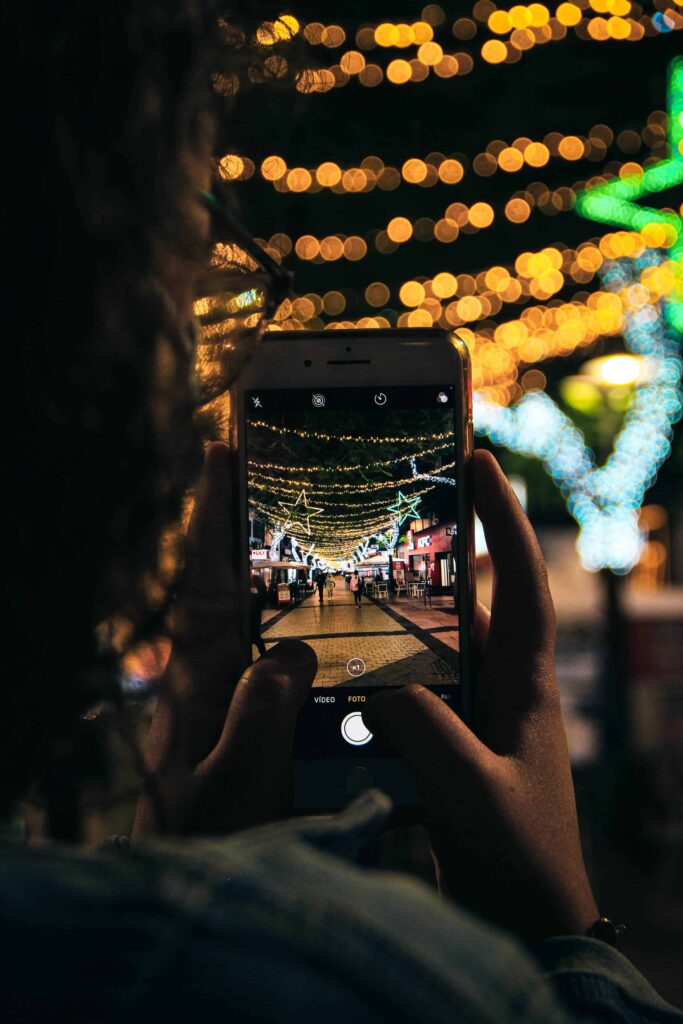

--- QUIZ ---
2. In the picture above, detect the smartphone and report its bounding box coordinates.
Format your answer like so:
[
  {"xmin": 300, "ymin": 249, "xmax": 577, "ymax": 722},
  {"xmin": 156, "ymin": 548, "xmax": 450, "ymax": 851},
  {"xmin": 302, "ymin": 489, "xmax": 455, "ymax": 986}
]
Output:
[{"xmin": 234, "ymin": 328, "xmax": 474, "ymax": 814}]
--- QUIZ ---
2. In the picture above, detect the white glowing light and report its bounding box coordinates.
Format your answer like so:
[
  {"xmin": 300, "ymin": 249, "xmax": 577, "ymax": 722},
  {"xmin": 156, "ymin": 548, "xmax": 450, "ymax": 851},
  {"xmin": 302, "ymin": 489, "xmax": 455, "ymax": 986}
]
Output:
[{"xmin": 474, "ymin": 250, "xmax": 682, "ymax": 573}]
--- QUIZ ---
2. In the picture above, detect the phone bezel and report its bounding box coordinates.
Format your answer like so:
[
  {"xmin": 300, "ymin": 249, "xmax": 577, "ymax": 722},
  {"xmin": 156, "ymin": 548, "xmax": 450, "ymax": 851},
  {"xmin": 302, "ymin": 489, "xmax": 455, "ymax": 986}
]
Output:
[{"xmin": 232, "ymin": 328, "xmax": 475, "ymax": 814}]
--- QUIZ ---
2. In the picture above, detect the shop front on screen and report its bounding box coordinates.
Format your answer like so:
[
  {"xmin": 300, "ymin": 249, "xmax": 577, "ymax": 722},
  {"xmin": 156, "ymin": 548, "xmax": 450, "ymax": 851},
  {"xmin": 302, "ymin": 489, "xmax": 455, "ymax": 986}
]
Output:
[{"xmin": 404, "ymin": 525, "xmax": 457, "ymax": 594}]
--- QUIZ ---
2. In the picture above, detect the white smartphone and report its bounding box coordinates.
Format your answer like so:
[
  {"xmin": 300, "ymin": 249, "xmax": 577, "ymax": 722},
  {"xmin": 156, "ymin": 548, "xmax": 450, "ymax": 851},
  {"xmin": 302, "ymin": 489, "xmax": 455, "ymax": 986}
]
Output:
[{"xmin": 234, "ymin": 328, "xmax": 475, "ymax": 815}]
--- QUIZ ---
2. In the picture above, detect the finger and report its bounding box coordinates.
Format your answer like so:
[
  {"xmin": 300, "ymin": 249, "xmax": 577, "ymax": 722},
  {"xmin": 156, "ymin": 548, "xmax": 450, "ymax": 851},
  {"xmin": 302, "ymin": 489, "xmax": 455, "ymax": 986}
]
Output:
[
  {"xmin": 472, "ymin": 450, "xmax": 558, "ymax": 741},
  {"xmin": 473, "ymin": 449, "xmax": 555, "ymax": 644},
  {"xmin": 202, "ymin": 640, "xmax": 318, "ymax": 830},
  {"xmin": 362, "ymin": 684, "xmax": 495, "ymax": 808}
]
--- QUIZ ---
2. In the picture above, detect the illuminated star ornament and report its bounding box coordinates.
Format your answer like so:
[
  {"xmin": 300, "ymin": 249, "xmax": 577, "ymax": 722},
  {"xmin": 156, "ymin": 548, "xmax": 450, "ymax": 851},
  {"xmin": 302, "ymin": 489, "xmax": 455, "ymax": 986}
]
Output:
[
  {"xmin": 276, "ymin": 489, "xmax": 323, "ymax": 536},
  {"xmin": 387, "ymin": 490, "xmax": 422, "ymax": 526}
]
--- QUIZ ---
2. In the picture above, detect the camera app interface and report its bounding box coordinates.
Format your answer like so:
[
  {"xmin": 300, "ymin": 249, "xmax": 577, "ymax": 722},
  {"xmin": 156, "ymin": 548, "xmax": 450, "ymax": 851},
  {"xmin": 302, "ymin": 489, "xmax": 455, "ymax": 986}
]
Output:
[{"xmin": 246, "ymin": 386, "xmax": 462, "ymax": 756}]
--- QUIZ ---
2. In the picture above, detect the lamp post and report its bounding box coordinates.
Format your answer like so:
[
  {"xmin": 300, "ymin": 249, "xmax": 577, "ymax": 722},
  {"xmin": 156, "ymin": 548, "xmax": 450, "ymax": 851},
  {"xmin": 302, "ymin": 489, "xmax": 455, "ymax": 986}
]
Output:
[{"xmin": 561, "ymin": 353, "xmax": 652, "ymax": 841}]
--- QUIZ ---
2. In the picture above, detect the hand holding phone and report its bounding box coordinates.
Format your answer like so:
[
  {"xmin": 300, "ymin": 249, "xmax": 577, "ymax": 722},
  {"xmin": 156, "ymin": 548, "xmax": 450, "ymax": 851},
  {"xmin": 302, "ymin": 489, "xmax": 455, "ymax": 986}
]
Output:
[
  {"xmin": 364, "ymin": 450, "xmax": 599, "ymax": 940},
  {"xmin": 133, "ymin": 443, "xmax": 317, "ymax": 838},
  {"xmin": 237, "ymin": 329, "xmax": 475, "ymax": 813}
]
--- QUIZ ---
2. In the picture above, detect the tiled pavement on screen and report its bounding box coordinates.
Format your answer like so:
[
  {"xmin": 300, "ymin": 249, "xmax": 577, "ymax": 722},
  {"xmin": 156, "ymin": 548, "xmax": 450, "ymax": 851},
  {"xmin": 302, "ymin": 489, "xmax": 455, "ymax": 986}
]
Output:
[{"xmin": 257, "ymin": 590, "xmax": 460, "ymax": 688}]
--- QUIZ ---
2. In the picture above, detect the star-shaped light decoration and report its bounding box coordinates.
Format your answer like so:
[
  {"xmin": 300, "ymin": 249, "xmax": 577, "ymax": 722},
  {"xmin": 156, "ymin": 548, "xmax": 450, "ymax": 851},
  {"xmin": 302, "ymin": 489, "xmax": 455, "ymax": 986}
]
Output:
[
  {"xmin": 387, "ymin": 490, "xmax": 422, "ymax": 526},
  {"xmin": 276, "ymin": 489, "xmax": 323, "ymax": 536},
  {"xmin": 574, "ymin": 56, "xmax": 682, "ymax": 333}
]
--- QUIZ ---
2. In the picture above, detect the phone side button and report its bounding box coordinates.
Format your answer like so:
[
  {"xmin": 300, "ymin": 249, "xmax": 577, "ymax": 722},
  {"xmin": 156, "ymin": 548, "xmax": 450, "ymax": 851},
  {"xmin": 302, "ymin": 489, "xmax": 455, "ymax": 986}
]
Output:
[{"xmin": 344, "ymin": 766, "xmax": 374, "ymax": 798}]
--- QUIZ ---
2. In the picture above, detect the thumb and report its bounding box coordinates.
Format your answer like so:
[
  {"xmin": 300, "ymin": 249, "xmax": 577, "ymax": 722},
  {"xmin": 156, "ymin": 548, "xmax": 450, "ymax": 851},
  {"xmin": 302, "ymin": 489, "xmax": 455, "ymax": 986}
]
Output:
[{"xmin": 363, "ymin": 685, "xmax": 494, "ymax": 807}]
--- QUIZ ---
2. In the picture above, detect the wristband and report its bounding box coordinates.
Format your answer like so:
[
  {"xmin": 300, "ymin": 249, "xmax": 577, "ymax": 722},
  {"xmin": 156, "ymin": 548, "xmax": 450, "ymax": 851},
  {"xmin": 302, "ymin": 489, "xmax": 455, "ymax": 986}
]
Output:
[{"xmin": 585, "ymin": 916, "xmax": 626, "ymax": 948}]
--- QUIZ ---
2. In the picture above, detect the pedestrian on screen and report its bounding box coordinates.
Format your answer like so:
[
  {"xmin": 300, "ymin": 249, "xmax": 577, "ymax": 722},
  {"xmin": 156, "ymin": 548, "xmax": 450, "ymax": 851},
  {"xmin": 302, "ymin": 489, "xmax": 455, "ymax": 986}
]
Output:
[
  {"xmin": 350, "ymin": 570, "xmax": 362, "ymax": 607},
  {"xmin": 316, "ymin": 572, "xmax": 326, "ymax": 604},
  {"xmin": 326, "ymin": 575, "xmax": 335, "ymax": 598}
]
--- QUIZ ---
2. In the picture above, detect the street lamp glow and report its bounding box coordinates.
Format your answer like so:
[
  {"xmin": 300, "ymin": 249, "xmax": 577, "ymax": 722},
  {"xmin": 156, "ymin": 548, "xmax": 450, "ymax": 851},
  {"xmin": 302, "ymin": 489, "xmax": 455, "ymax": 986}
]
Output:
[{"xmin": 581, "ymin": 354, "xmax": 644, "ymax": 387}]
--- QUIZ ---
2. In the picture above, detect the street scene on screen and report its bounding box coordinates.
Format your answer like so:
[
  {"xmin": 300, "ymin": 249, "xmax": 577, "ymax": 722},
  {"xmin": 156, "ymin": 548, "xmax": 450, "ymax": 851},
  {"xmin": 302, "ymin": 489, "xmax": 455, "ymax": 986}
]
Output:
[{"xmin": 246, "ymin": 394, "xmax": 461, "ymax": 687}]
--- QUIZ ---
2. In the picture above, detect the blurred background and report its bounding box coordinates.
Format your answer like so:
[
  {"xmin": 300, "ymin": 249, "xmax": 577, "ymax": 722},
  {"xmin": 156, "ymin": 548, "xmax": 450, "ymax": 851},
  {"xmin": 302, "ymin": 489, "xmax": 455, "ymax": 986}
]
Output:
[
  {"xmin": 219, "ymin": 3, "xmax": 683, "ymax": 1000},
  {"xmin": 89, "ymin": 1, "xmax": 683, "ymax": 1004}
]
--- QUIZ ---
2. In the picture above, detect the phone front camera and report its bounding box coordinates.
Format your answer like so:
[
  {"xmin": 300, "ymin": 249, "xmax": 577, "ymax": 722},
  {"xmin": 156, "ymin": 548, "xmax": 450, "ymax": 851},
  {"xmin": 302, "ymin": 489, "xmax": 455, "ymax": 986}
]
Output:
[{"xmin": 304, "ymin": 359, "xmax": 312, "ymax": 367}]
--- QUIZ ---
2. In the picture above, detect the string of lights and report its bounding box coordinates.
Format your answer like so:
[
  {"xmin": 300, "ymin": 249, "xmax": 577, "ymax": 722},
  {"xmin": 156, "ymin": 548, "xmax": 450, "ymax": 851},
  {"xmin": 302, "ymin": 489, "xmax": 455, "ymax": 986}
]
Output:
[
  {"xmin": 219, "ymin": 112, "xmax": 666, "ymax": 190},
  {"xmin": 241, "ymin": 25, "xmax": 681, "ymax": 574},
  {"xmin": 248, "ymin": 419, "xmax": 455, "ymax": 443},
  {"xmin": 249, "ymin": 459, "xmax": 456, "ymax": 493},
  {"xmin": 249, "ymin": 481, "xmax": 436, "ymax": 510},
  {"xmin": 248, "ymin": 439, "xmax": 452, "ymax": 473}
]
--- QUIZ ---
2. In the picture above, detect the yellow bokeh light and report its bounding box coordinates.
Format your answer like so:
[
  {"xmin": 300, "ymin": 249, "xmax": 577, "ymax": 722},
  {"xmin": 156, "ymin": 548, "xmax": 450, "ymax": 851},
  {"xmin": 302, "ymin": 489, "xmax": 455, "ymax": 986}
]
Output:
[
  {"xmin": 619, "ymin": 162, "xmax": 643, "ymax": 181},
  {"xmin": 342, "ymin": 168, "xmax": 367, "ymax": 192},
  {"xmin": 524, "ymin": 142, "xmax": 550, "ymax": 167},
  {"xmin": 528, "ymin": 4, "xmax": 550, "ymax": 26},
  {"xmin": 607, "ymin": 15, "xmax": 630, "ymax": 38},
  {"xmin": 556, "ymin": 3, "xmax": 582, "ymax": 26},
  {"xmin": 316, "ymin": 161, "xmax": 342, "ymax": 187},
  {"xmin": 412, "ymin": 20, "xmax": 435, "ymax": 43},
  {"xmin": 340, "ymin": 50, "xmax": 366, "ymax": 74},
  {"xmin": 498, "ymin": 147, "xmax": 524, "ymax": 172},
  {"xmin": 457, "ymin": 296, "xmax": 483, "ymax": 321},
  {"xmin": 434, "ymin": 218, "xmax": 460, "ymax": 242},
  {"xmin": 218, "ymin": 154, "xmax": 244, "ymax": 180},
  {"xmin": 291, "ymin": 296, "xmax": 315, "ymax": 320},
  {"xmin": 344, "ymin": 236, "xmax": 368, "ymax": 261},
  {"xmin": 303, "ymin": 22, "xmax": 324, "ymax": 44},
  {"xmin": 395, "ymin": 23, "xmax": 415, "ymax": 47},
  {"xmin": 511, "ymin": 27, "xmax": 535, "ymax": 49},
  {"xmin": 320, "ymin": 235, "xmax": 344, "ymax": 260},
  {"xmin": 432, "ymin": 272, "xmax": 458, "ymax": 298},
  {"xmin": 481, "ymin": 39, "xmax": 507, "ymax": 63},
  {"xmin": 287, "ymin": 167, "xmax": 312, "ymax": 191},
  {"xmin": 407, "ymin": 308, "xmax": 434, "ymax": 327},
  {"xmin": 469, "ymin": 202, "xmax": 495, "ymax": 228},
  {"xmin": 505, "ymin": 198, "xmax": 531, "ymax": 223},
  {"xmin": 321, "ymin": 25, "xmax": 346, "ymax": 47},
  {"xmin": 510, "ymin": 4, "xmax": 532, "ymax": 27},
  {"xmin": 588, "ymin": 17, "xmax": 610, "ymax": 39},
  {"xmin": 400, "ymin": 281, "xmax": 427, "ymax": 306},
  {"xmin": 558, "ymin": 135, "xmax": 584, "ymax": 160},
  {"xmin": 387, "ymin": 59, "xmax": 412, "ymax": 84},
  {"xmin": 294, "ymin": 235, "xmax": 320, "ymax": 260},
  {"xmin": 375, "ymin": 23, "xmax": 398, "ymax": 46},
  {"xmin": 387, "ymin": 216, "xmax": 414, "ymax": 243},
  {"xmin": 418, "ymin": 41, "xmax": 444, "ymax": 65},
  {"xmin": 438, "ymin": 158, "xmax": 464, "ymax": 183},
  {"xmin": 261, "ymin": 155, "xmax": 287, "ymax": 181},
  {"xmin": 485, "ymin": 266, "xmax": 511, "ymax": 291},
  {"xmin": 434, "ymin": 55, "xmax": 459, "ymax": 77},
  {"xmin": 488, "ymin": 10, "xmax": 511, "ymax": 32},
  {"xmin": 640, "ymin": 222, "xmax": 676, "ymax": 248},
  {"xmin": 402, "ymin": 158, "xmax": 428, "ymax": 183}
]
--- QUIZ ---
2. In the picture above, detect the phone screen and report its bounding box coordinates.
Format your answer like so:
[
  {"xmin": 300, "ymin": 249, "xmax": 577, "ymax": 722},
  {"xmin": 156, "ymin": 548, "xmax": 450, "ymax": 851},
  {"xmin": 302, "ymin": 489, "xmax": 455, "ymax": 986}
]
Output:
[{"xmin": 245, "ymin": 384, "xmax": 467, "ymax": 763}]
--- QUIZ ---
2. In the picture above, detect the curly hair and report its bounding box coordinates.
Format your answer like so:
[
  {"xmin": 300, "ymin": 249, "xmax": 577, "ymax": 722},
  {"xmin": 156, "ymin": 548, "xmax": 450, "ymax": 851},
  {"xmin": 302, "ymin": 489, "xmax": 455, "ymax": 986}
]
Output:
[{"xmin": 1, "ymin": 2, "xmax": 301, "ymax": 837}]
